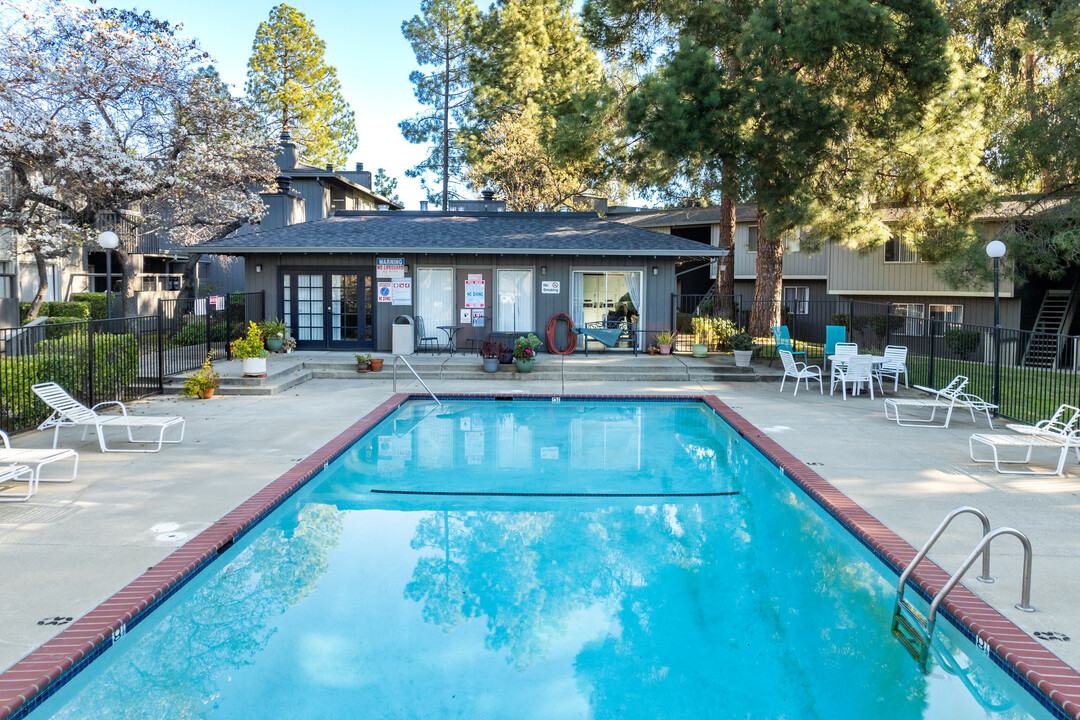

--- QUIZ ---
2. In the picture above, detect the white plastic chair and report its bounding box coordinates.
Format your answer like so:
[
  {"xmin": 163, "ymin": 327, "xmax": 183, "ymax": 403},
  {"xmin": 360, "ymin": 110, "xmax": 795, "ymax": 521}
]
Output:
[
  {"xmin": 31, "ymin": 382, "xmax": 185, "ymax": 453},
  {"xmin": 830, "ymin": 342, "xmax": 859, "ymax": 382},
  {"xmin": 830, "ymin": 354, "xmax": 874, "ymax": 400},
  {"xmin": 778, "ymin": 349, "xmax": 823, "ymax": 397},
  {"xmin": 874, "ymin": 345, "xmax": 909, "ymax": 391}
]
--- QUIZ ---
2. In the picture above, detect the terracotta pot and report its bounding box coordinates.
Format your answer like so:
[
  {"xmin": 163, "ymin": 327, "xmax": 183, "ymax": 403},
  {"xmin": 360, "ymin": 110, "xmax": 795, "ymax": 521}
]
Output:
[
  {"xmin": 370, "ymin": 358, "xmax": 384, "ymax": 371},
  {"xmin": 647, "ymin": 347, "xmax": 657, "ymax": 356},
  {"xmin": 658, "ymin": 344, "xmax": 672, "ymax": 355},
  {"xmin": 199, "ymin": 388, "xmax": 215, "ymax": 400}
]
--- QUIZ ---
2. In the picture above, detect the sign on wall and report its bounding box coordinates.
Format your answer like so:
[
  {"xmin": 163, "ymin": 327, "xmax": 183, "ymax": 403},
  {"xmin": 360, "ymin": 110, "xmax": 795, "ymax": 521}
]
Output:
[
  {"xmin": 541, "ymin": 281, "xmax": 561, "ymax": 294},
  {"xmin": 465, "ymin": 278, "xmax": 485, "ymax": 308},
  {"xmin": 391, "ymin": 279, "xmax": 412, "ymax": 305},
  {"xmin": 472, "ymin": 309, "xmax": 485, "ymax": 327},
  {"xmin": 377, "ymin": 282, "xmax": 392, "ymax": 303},
  {"xmin": 377, "ymin": 257, "xmax": 406, "ymax": 278}
]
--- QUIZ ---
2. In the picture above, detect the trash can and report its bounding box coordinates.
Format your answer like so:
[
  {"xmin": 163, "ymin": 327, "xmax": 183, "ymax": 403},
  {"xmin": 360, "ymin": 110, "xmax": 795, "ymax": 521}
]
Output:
[{"xmin": 393, "ymin": 315, "xmax": 415, "ymax": 355}]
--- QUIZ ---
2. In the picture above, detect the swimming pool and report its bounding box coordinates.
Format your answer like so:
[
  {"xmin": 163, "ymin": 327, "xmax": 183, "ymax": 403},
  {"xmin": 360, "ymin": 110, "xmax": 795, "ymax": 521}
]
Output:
[{"xmin": 6, "ymin": 397, "xmax": 1076, "ymax": 718}]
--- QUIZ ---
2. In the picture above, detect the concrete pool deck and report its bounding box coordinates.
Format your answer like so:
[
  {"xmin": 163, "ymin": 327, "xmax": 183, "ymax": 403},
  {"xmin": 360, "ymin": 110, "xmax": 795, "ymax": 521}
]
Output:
[{"xmin": 1, "ymin": 357, "xmax": 1078, "ymax": 710}]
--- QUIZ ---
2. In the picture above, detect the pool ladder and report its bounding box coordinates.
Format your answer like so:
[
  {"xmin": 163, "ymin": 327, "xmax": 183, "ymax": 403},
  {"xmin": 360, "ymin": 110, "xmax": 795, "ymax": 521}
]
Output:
[
  {"xmin": 891, "ymin": 506, "xmax": 1034, "ymax": 672},
  {"xmin": 392, "ymin": 355, "xmax": 441, "ymax": 405}
]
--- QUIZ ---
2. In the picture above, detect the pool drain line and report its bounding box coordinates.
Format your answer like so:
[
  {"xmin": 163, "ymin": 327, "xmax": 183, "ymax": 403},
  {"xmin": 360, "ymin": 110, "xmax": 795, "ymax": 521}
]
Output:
[{"xmin": 371, "ymin": 489, "xmax": 740, "ymax": 498}]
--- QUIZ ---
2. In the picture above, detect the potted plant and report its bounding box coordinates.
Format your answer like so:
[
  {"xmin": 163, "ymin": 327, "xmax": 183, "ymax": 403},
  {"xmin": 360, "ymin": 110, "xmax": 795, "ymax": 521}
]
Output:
[
  {"xmin": 513, "ymin": 333, "xmax": 541, "ymax": 373},
  {"xmin": 654, "ymin": 331, "xmax": 674, "ymax": 355},
  {"xmin": 355, "ymin": 353, "xmax": 372, "ymax": 373},
  {"xmin": 259, "ymin": 317, "xmax": 287, "ymax": 352},
  {"xmin": 231, "ymin": 321, "xmax": 270, "ymax": 377},
  {"xmin": 730, "ymin": 332, "xmax": 756, "ymax": 367},
  {"xmin": 691, "ymin": 316, "xmax": 710, "ymax": 357},
  {"xmin": 281, "ymin": 336, "xmax": 297, "ymax": 353},
  {"xmin": 181, "ymin": 351, "xmax": 220, "ymax": 399},
  {"xmin": 370, "ymin": 356, "xmax": 384, "ymax": 371},
  {"xmin": 480, "ymin": 338, "xmax": 504, "ymax": 373}
]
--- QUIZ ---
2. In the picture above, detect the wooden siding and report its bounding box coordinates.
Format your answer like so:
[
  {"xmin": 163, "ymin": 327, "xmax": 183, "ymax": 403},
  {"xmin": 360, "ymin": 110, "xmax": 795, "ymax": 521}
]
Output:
[
  {"xmin": 243, "ymin": 252, "xmax": 677, "ymax": 351},
  {"xmin": 733, "ymin": 222, "xmax": 827, "ymax": 279},
  {"xmin": 827, "ymin": 245, "xmax": 1015, "ymax": 297}
]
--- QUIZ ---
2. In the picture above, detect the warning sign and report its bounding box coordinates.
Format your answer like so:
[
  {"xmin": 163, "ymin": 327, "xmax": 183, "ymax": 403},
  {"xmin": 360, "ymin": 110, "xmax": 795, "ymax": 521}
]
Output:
[
  {"xmin": 377, "ymin": 282, "xmax": 392, "ymax": 303},
  {"xmin": 465, "ymin": 278, "xmax": 485, "ymax": 308}
]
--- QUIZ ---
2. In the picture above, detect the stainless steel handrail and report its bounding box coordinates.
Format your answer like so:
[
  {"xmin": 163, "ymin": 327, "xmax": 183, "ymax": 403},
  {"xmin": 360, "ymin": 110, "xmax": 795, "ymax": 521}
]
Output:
[
  {"xmin": 393, "ymin": 355, "xmax": 441, "ymax": 406},
  {"xmin": 924, "ymin": 527, "xmax": 1035, "ymax": 652},
  {"xmin": 896, "ymin": 507, "xmax": 994, "ymax": 612}
]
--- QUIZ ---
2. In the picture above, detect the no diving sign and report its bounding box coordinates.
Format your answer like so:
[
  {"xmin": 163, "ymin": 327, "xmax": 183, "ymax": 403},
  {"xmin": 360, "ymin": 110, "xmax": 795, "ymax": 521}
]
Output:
[{"xmin": 377, "ymin": 282, "xmax": 392, "ymax": 303}]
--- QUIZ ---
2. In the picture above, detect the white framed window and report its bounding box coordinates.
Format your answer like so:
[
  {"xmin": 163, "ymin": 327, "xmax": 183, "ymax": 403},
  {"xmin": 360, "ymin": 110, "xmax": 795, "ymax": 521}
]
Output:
[
  {"xmin": 884, "ymin": 232, "xmax": 918, "ymax": 263},
  {"xmin": 416, "ymin": 267, "xmax": 454, "ymax": 332},
  {"xmin": 495, "ymin": 269, "xmax": 534, "ymax": 333},
  {"xmin": 929, "ymin": 304, "xmax": 963, "ymax": 335},
  {"xmin": 747, "ymin": 225, "xmax": 758, "ymax": 253},
  {"xmin": 783, "ymin": 286, "xmax": 809, "ymax": 315},
  {"xmin": 782, "ymin": 228, "xmax": 803, "ymax": 254},
  {"xmin": 894, "ymin": 303, "xmax": 925, "ymax": 336}
]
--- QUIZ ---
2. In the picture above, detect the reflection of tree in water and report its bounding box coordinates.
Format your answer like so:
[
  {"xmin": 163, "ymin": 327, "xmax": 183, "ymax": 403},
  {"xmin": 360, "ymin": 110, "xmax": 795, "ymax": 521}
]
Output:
[
  {"xmin": 406, "ymin": 478, "xmax": 932, "ymax": 716},
  {"xmin": 48, "ymin": 504, "xmax": 344, "ymax": 720}
]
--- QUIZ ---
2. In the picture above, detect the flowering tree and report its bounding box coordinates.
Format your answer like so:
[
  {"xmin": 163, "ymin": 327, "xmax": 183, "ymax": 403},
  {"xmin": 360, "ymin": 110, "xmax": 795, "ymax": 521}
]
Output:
[{"xmin": 0, "ymin": 0, "xmax": 276, "ymax": 318}]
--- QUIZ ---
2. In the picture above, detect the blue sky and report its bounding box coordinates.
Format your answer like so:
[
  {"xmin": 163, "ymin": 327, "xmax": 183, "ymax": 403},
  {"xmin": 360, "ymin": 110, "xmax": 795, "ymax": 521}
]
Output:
[{"xmin": 104, "ymin": 0, "xmax": 431, "ymax": 208}]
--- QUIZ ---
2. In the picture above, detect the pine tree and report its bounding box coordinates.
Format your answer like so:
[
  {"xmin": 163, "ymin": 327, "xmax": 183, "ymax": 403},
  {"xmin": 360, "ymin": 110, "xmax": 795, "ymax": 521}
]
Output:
[
  {"xmin": 463, "ymin": 0, "xmax": 618, "ymax": 209},
  {"xmin": 374, "ymin": 168, "xmax": 402, "ymax": 206},
  {"xmin": 400, "ymin": 0, "xmax": 478, "ymax": 210},
  {"xmin": 246, "ymin": 4, "xmax": 358, "ymax": 169},
  {"xmin": 588, "ymin": 0, "xmax": 953, "ymax": 335}
]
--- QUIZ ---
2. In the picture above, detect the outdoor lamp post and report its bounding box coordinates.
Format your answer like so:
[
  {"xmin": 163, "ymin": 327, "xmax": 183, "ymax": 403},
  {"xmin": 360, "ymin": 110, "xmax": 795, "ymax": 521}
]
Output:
[
  {"xmin": 986, "ymin": 240, "xmax": 1007, "ymax": 411},
  {"xmin": 98, "ymin": 231, "xmax": 119, "ymax": 322}
]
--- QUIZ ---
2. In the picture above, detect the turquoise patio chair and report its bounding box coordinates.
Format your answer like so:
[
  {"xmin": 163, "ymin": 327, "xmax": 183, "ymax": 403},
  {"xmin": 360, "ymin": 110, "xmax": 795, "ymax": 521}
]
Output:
[
  {"xmin": 825, "ymin": 325, "xmax": 847, "ymax": 359},
  {"xmin": 769, "ymin": 325, "xmax": 806, "ymax": 366}
]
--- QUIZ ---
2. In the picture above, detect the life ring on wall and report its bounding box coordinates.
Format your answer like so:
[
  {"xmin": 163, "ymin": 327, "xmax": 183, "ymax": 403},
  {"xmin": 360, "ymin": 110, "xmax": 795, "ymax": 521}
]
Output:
[{"xmin": 545, "ymin": 312, "xmax": 577, "ymax": 355}]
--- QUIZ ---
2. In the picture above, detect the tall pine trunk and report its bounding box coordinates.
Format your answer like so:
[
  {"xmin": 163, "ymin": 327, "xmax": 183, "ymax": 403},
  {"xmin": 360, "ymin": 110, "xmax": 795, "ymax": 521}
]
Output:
[
  {"xmin": 442, "ymin": 29, "xmax": 451, "ymax": 211},
  {"xmin": 716, "ymin": 160, "xmax": 736, "ymax": 321},
  {"xmin": 748, "ymin": 208, "xmax": 782, "ymax": 337}
]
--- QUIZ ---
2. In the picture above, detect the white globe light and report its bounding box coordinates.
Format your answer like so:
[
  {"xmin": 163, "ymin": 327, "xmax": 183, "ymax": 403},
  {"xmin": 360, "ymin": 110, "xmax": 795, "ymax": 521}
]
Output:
[
  {"xmin": 985, "ymin": 240, "xmax": 1007, "ymax": 258},
  {"xmin": 97, "ymin": 231, "xmax": 120, "ymax": 250}
]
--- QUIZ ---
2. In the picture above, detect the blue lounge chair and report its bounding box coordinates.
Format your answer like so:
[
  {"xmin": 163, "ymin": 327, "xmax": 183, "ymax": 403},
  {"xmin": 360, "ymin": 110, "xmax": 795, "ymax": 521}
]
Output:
[{"xmin": 769, "ymin": 325, "xmax": 806, "ymax": 367}]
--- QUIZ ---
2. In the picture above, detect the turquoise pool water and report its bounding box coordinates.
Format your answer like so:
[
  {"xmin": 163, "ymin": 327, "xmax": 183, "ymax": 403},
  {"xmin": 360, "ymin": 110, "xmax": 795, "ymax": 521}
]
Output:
[{"xmin": 31, "ymin": 399, "xmax": 1056, "ymax": 718}]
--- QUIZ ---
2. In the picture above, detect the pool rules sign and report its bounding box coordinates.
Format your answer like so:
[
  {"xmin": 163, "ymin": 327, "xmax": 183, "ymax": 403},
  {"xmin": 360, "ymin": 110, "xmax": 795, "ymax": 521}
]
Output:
[{"xmin": 465, "ymin": 276, "xmax": 485, "ymax": 308}]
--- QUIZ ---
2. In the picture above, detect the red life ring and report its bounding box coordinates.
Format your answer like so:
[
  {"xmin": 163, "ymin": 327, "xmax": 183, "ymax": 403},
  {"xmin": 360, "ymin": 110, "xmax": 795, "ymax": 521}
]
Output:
[{"xmin": 545, "ymin": 312, "xmax": 577, "ymax": 355}]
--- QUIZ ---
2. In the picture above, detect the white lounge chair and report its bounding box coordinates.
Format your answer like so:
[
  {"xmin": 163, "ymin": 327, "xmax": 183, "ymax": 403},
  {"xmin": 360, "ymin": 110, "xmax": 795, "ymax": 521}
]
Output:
[
  {"xmin": 882, "ymin": 376, "xmax": 996, "ymax": 428},
  {"xmin": 830, "ymin": 354, "xmax": 874, "ymax": 400},
  {"xmin": 0, "ymin": 464, "xmax": 35, "ymax": 502},
  {"xmin": 778, "ymin": 349, "xmax": 823, "ymax": 397},
  {"xmin": 968, "ymin": 404, "xmax": 1080, "ymax": 476},
  {"xmin": 31, "ymin": 382, "xmax": 185, "ymax": 453},
  {"xmin": 0, "ymin": 430, "xmax": 78, "ymax": 482}
]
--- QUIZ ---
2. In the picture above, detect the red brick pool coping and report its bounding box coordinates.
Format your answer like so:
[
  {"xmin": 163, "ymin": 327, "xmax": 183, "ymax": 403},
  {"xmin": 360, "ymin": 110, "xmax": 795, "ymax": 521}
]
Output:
[{"xmin": 1, "ymin": 392, "xmax": 1077, "ymax": 719}]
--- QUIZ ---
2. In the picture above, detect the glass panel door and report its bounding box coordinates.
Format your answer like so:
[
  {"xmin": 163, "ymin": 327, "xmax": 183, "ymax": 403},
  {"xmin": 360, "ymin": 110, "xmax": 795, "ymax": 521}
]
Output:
[
  {"xmin": 284, "ymin": 269, "xmax": 373, "ymax": 349},
  {"xmin": 296, "ymin": 274, "xmax": 324, "ymax": 342},
  {"xmin": 329, "ymin": 273, "xmax": 359, "ymax": 345}
]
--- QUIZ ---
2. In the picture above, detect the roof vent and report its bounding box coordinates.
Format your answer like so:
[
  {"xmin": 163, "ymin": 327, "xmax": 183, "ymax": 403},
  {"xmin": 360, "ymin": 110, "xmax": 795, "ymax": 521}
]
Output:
[
  {"xmin": 325, "ymin": 163, "xmax": 333, "ymax": 172},
  {"xmin": 276, "ymin": 175, "xmax": 292, "ymax": 192},
  {"xmin": 356, "ymin": 162, "xmax": 363, "ymax": 172},
  {"xmin": 481, "ymin": 189, "xmax": 495, "ymax": 202},
  {"xmin": 419, "ymin": 201, "xmax": 429, "ymax": 211}
]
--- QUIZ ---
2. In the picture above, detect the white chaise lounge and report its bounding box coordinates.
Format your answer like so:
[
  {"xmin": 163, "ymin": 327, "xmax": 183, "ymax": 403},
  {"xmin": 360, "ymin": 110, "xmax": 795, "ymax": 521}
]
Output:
[
  {"xmin": 0, "ymin": 430, "xmax": 78, "ymax": 482},
  {"xmin": 968, "ymin": 404, "xmax": 1080, "ymax": 476},
  {"xmin": 0, "ymin": 464, "xmax": 35, "ymax": 502},
  {"xmin": 31, "ymin": 382, "xmax": 185, "ymax": 453},
  {"xmin": 882, "ymin": 376, "xmax": 996, "ymax": 429}
]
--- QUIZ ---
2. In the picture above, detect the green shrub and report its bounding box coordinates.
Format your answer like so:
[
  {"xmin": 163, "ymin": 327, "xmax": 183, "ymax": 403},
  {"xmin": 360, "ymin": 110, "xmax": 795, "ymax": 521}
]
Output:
[
  {"xmin": 43, "ymin": 317, "xmax": 85, "ymax": 340},
  {"xmin": 691, "ymin": 316, "xmax": 737, "ymax": 347},
  {"xmin": 676, "ymin": 312, "xmax": 693, "ymax": 335},
  {"xmin": 945, "ymin": 329, "xmax": 980, "ymax": 359},
  {"xmin": 71, "ymin": 293, "xmax": 108, "ymax": 320},
  {"xmin": 0, "ymin": 357, "xmax": 48, "ymax": 429},
  {"xmin": 830, "ymin": 313, "xmax": 849, "ymax": 327},
  {"xmin": 20, "ymin": 301, "xmax": 91, "ymax": 324},
  {"xmin": 166, "ymin": 315, "xmax": 229, "ymax": 348},
  {"xmin": 37, "ymin": 333, "xmax": 139, "ymax": 397}
]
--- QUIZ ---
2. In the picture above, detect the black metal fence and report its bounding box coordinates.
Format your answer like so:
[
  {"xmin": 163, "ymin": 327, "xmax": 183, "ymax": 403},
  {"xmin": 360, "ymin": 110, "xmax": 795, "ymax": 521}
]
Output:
[
  {"xmin": 671, "ymin": 293, "xmax": 1080, "ymax": 425},
  {"xmin": 0, "ymin": 292, "xmax": 263, "ymax": 433}
]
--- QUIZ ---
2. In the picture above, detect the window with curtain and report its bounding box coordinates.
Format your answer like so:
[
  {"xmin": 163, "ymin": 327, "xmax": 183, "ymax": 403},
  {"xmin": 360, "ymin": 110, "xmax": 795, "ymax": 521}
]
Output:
[
  {"xmin": 884, "ymin": 232, "xmax": 918, "ymax": 263},
  {"xmin": 416, "ymin": 267, "xmax": 454, "ymax": 331},
  {"xmin": 747, "ymin": 225, "xmax": 758, "ymax": 253},
  {"xmin": 894, "ymin": 303, "xmax": 925, "ymax": 336},
  {"xmin": 496, "ymin": 269, "xmax": 534, "ymax": 332}
]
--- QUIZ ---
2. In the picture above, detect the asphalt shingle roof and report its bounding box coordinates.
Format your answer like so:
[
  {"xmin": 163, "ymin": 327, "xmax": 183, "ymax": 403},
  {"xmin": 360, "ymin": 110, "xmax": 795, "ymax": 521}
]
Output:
[{"xmin": 200, "ymin": 211, "xmax": 728, "ymax": 257}]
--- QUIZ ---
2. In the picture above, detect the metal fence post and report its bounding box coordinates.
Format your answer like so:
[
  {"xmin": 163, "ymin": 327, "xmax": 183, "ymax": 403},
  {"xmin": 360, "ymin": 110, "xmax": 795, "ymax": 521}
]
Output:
[
  {"xmin": 886, "ymin": 302, "xmax": 892, "ymax": 348},
  {"xmin": 671, "ymin": 293, "xmax": 677, "ymax": 337},
  {"xmin": 87, "ymin": 319, "xmax": 96, "ymax": 406},
  {"xmin": 226, "ymin": 294, "xmax": 233, "ymax": 360},
  {"xmin": 928, "ymin": 319, "xmax": 936, "ymax": 388},
  {"xmin": 157, "ymin": 311, "xmax": 165, "ymax": 394}
]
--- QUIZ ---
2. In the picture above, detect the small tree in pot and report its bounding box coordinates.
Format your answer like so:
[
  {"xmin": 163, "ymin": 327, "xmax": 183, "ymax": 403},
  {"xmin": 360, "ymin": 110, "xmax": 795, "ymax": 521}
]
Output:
[
  {"xmin": 480, "ymin": 339, "xmax": 505, "ymax": 373},
  {"xmin": 729, "ymin": 332, "xmax": 756, "ymax": 367}
]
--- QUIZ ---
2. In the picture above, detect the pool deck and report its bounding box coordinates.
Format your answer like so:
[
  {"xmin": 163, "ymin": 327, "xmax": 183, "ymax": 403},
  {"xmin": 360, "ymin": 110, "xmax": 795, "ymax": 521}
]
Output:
[{"xmin": 1, "ymin": 351, "xmax": 1079, "ymax": 714}]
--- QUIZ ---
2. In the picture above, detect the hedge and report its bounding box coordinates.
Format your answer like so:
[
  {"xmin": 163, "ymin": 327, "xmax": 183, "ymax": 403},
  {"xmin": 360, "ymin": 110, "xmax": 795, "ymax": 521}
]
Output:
[
  {"xmin": 19, "ymin": 301, "xmax": 92, "ymax": 324},
  {"xmin": 70, "ymin": 293, "xmax": 108, "ymax": 320}
]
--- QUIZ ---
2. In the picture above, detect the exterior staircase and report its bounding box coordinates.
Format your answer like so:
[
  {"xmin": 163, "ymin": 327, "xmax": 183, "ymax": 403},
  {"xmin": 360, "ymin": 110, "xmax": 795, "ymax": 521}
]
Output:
[{"xmin": 1022, "ymin": 288, "xmax": 1078, "ymax": 369}]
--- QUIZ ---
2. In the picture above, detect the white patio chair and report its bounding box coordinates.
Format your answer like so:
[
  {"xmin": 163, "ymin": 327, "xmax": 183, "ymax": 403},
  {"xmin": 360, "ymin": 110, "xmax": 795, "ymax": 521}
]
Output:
[
  {"xmin": 0, "ymin": 430, "xmax": 78, "ymax": 482},
  {"xmin": 0, "ymin": 464, "xmax": 35, "ymax": 502},
  {"xmin": 830, "ymin": 342, "xmax": 859, "ymax": 382},
  {"xmin": 31, "ymin": 382, "xmax": 185, "ymax": 453},
  {"xmin": 778, "ymin": 349, "xmax": 823, "ymax": 397},
  {"xmin": 830, "ymin": 354, "xmax": 874, "ymax": 401},
  {"xmin": 873, "ymin": 345, "xmax": 909, "ymax": 391},
  {"xmin": 882, "ymin": 375, "xmax": 996, "ymax": 429}
]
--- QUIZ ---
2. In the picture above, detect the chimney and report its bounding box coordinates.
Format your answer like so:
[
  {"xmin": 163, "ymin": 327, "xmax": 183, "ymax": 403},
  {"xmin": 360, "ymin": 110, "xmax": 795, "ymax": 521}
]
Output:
[
  {"xmin": 276, "ymin": 131, "xmax": 299, "ymax": 172},
  {"xmin": 481, "ymin": 189, "xmax": 495, "ymax": 202},
  {"xmin": 419, "ymin": 201, "xmax": 429, "ymax": 211},
  {"xmin": 356, "ymin": 162, "xmax": 363, "ymax": 172}
]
